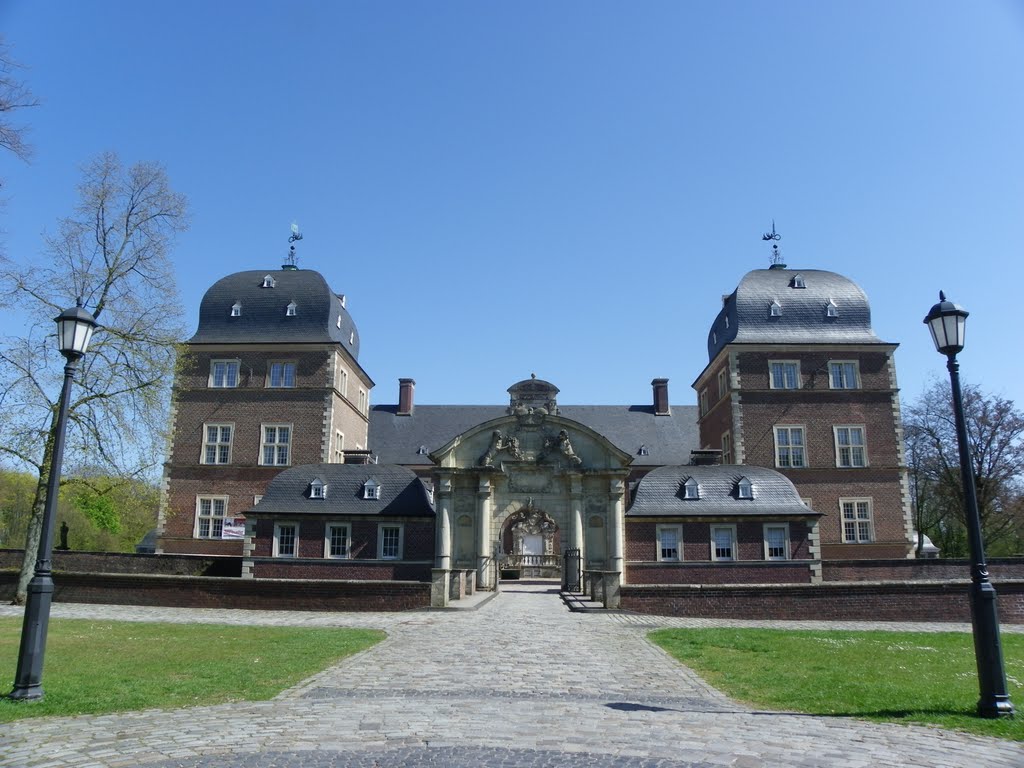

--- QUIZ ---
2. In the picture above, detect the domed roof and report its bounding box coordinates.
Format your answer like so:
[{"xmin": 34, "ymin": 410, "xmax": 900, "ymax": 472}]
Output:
[
  {"xmin": 707, "ymin": 267, "xmax": 883, "ymax": 361},
  {"xmin": 189, "ymin": 268, "xmax": 360, "ymax": 357}
]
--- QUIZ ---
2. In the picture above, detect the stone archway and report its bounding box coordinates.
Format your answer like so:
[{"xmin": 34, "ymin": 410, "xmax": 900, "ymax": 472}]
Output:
[{"xmin": 500, "ymin": 500, "xmax": 561, "ymax": 578}]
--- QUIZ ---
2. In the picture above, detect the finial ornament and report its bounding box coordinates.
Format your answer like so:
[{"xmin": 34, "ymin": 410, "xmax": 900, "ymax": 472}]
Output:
[
  {"xmin": 285, "ymin": 222, "xmax": 303, "ymax": 268},
  {"xmin": 939, "ymin": 290, "xmax": 946, "ymax": 301},
  {"xmin": 762, "ymin": 220, "xmax": 784, "ymax": 267}
]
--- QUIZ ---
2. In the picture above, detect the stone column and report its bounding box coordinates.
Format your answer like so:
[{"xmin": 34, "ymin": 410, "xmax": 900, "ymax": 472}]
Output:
[
  {"xmin": 608, "ymin": 477, "xmax": 625, "ymax": 578},
  {"xmin": 477, "ymin": 475, "xmax": 493, "ymax": 590},
  {"xmin": 569, "ymin": 474, "xmax": 584, "ymax": 558},
  {"xmin": 435, "ymin": 476, "xmax": 452, "ymax": 570}
]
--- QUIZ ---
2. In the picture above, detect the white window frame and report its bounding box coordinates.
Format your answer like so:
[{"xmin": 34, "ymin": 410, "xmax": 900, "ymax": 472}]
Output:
[
  {"xmin": 286, "ymin": 301, "xmax": 297, "ymax": 316},
  {"xmin": 826, "ymin": 298, "xmax": 839, "ymax": 317},
  {"xmin": 657, "ymin": 524, "xmax": 683, "ymax": 562},
  {"xmin": 769, "ymin": 299, "xmax": 782, "ymax": 317},
  {"xmin": 325, "ymin": 523, "xmax": 351, "ymax": 559},
  {"xmin": 209, "ymin": 359, "xmax": 240, "ymax": 388},
  {"xmin": 717, "ymin": 368, "xmax": 728, "ymax": 400},
  {"xmin": 683, "ymin": 477, "xmax": 699, "ymax": 499},
  {"xmin": 711, "ymin": 525, "xmax": 738, "ymax": 562},
  {"xmin": 333, "ymin": 431, "xmax": 345, "ymax": 463},
  {"xmin": 194, "ymin": 495, "xmax": 228, "ymax": 539},
  {"xmin": 829, "ymin": 360, "xmax": 860, "ymax": 390},
  {"xmin": 737, "ymin": 477, "xmax": 754, "ymax": 499},
  {"xmin": 363, "ymin": 479, "xmax": 381, "ymax": 500},
  {"xmin": 309, "ymin": 480, "xmax": 327, "ymax": 499},
  {"xmin": 339, "ymin": 368, "xmax": 349, "ymax": 398},
  {"xmin": 260, "ymin": 424, "xmax": 292, "ymax": 466},
  {"xmin": 699, "ymin": 388, "xmax": 709, "ymax": 416},
  {"xmin": 268, "ymin": 361, "xmax": 297, "ymax": 388},
  {"xmin": 200, "ymin": 423, "xmax": 233, "ymax": 465},
  {"xmin": 231, "ymin": 302, "xmax": 242, "ymax": 317},
  {"xmin": 841, "ymin": 498, "xmax": 874, "ymax": 543},
  {"xmin": 721, "ymin": 430, "xmax": 732, "ymax": 465},
  {"xmin": 358, "ymin": 388, "xmax": 368, "ymax": 416},
  {"xmin": 792, "ymin": 274, "xmax": 806, "ymax": 289},
  {"xmin": 769, "ymin": 360, "xmax": 800, "ymax": 390},
  {"xmin": 834, "ymin": 425, "xmax": 868, "ymax": 468},
  {"xmin": 261, "ymin": 274, "xmax": 276, "ymax": 288},
  {"xmin": 774, "ymin": 425, "xmax": 807, "ymax": 468},
  {"xmin": 378, "ymin": 524, "xmax": 403, "ymax": 560},
  {"xmin": 273, "ymin": 522, "xmax": 298, "ymax": 558},
  {"xmin": 763, "ymin": 523, "xmax": 790, "ymax": 560}
]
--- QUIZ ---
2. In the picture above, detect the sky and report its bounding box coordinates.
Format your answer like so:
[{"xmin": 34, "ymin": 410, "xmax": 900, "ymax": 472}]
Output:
[{"xmin": 2, "ymin": 1, "xmax": 1023, "ymax": 411}]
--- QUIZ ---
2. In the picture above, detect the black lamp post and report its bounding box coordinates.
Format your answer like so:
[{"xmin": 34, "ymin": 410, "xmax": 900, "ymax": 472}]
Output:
[
  {"xmin": 924, "ymin": 291, "xmax": 1014, "ymax": 718},
  {"xmin": 8, "ymin": 303, "xmax": 97, "ymax": 701}
]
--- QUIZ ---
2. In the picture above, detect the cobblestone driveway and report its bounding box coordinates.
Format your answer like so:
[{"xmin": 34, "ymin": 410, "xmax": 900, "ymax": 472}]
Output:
[{"xmin": 1, "ymin": 584, "xmax": 1022, "ymax": 767}]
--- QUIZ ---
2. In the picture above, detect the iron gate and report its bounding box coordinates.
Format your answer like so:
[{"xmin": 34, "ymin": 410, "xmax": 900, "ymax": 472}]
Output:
[{"xmin": 562, "ymin": 547, "xmax": 581, "ymax": 591}]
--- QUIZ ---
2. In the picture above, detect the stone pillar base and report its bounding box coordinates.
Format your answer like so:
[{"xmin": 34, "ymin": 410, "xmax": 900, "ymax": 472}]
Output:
[{"xmin": 431, "ymin": 569, "xmax": 450, "ymax": 608}]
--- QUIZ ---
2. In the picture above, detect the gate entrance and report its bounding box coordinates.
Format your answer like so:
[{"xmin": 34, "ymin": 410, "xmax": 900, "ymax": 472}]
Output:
[{"xmin": 500, "ymin": 501, "xmax": 561, "ymax": 579}]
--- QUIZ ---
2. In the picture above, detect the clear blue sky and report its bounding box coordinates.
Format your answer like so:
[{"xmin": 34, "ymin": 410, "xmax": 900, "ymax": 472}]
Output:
[{"xmin": 2, "ymin": 1, "xmax": 1023, "ymax": 410}]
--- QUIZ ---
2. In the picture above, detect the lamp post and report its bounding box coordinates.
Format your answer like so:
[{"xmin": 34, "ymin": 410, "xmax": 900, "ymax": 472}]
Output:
[
  {"xmin": 9, "ymin": 303, "xmax": 97, "ymax": 701},
  {"xmin": 924, "ymin": 292, "xmax": 1014, "ymax": 718}
]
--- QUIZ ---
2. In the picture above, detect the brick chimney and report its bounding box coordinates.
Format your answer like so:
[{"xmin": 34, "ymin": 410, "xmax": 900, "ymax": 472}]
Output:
[
  {"xmin": 398, "ymin": 378, "xmax": 416, "ymax": 416},
  {"xmin": 651, "ymin": 378, "xmax": 670, "ymax": 416}
]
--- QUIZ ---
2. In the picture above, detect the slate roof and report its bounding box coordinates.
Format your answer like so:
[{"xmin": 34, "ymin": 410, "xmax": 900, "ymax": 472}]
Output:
[
  {"xmin": 190, "ymin": 268, "xmax": 361, "ymax": 357},
  {"xmin": 627, "ymin": 464, "xmax": 820, "ymax": 518},
  {"xmin": 707, "ymin": 267, "xmax": 884, "ymax": 361},
  {"xmin": 244, "ymin": 463, "xmax": 434, "ymax": 517},
  {"xmin": 368, "ymin": 404, "xmax": 700, "ymax": 466}
]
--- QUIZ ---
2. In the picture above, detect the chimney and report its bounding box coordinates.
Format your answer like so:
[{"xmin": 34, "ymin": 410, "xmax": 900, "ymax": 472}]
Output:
[
  {"xmin": 398, "ymin": 378, "xmax": 416, "ymax": 416},
  {"xmin": 651, "ymin": 378, "xmax": 670, "ymax": 416}
]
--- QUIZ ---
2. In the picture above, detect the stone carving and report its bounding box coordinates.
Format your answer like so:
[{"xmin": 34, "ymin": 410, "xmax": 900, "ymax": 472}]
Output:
[
  {"xmin": 507, "ymin": 499, "xmax": 557, "ymax": 556},
  {"xmin": 507, "ymin": 469, "xmax": 553, "ymax": 493},
  {"xmin": 479, "ymin": 430, "xmax": 523, "ymax": 467},
  {"xmin": 539, "ymin": 429, "xmax": 582, "ymax": 466}
]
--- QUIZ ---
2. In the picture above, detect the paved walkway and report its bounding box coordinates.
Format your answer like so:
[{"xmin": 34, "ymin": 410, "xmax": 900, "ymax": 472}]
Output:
[{"xmin": 0, "ymin": 585, "xmax": 1021, "ymax": 768}]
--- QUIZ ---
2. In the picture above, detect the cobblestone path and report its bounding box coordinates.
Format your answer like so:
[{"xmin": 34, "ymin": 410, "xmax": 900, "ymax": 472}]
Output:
[{"xmin": 1, "ymin": 584, "xmax": 1022, "ymax": 767}]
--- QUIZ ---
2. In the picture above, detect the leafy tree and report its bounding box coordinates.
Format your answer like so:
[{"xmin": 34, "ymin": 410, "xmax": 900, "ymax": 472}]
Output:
[
  {"xmin": 904, "ymin": 379, "xmax": 1024, "ymax": 557},
  {"xmin": 0, "ymin": 152, "xmax": 188, "ymax": 602}
]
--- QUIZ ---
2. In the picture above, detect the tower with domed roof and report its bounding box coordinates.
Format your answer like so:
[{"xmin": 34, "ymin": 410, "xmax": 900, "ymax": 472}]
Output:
[{"xmin": 691, "ymin": 262, "xmax": 914, "ymax": 563}]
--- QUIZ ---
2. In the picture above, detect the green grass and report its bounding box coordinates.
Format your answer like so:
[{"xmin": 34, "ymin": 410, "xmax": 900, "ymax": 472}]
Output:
[
  {"xmin": 0, "ymin": 617, "xmax": 383, "ymax": 722},
  {"xmin": 650, "ymin": 628, "xmax": 1024, "ymax": 741}
]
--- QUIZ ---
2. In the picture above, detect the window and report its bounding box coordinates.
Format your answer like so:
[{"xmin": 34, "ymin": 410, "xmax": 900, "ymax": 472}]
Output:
[
  {"xmin": 349, "ymin": 331, "xmax": 355, "ymax": 345},
  {"xmin": 333, "ymin": 431, "xmax": 345, "ymax": 463},
  {"xmin": 764, "ymin": 524, "xmax": 789, "ymax": 560},
  {"xmin": 325, "ymin": 523, "xmax": 350, "ymax": 558},
  {"xmin": 268, "ymin": 362, "xmax": 296, "ymax": 388},
  {"xmin": 657, "ymin": 525, "xmax": 682, "ymax": 561},
  {"xmin": 379, "ymin": 524, "xmax": 403, "ymax": 559},
  {"xmin": 791, "ymin": 274, "xmax": 806, "ymax": 289},
  {"xmin": 195, "ymin": 496, "xmax": 228, "ymax": 539},
  {"xmin": 829, "ymin": 361, "xmax": 860, "ymax": 389},
  {"xmin": 201, "ymin": 424, "xmax": 233, "ymax": 465},
  {"xmin": 769, "ymin": 300, "xmax": 782, "ymax": 317},
  {"xmin": 231, "ymin": 302, "xmax": 242, "ymax": 317},
  {"xmin": 338, "ymin": 368, "xmax": 348, "ymax": 398},
  {"xmin": 737, "ymin": 477, "xmax": 754, "ymax": 499},
  {"xmin": 774, "ymin": 426, "xmax": 806, "ymax": 468},
  {"xmin": 309, "ymin": 478, "xmax": 327, "ymax": 499},
  {"xmin": 835, "ymin": 426, "xmax": 867, "ymax": 468},
  {"xmin": 260, "ymin": 424, "xmax": 291, "ymax": 466},
  {"xmin": 337, "ymin": 315, "xmax": 342, "ymax": 329},
  {"xmin": 717, "ymin": 368, "xmax": 728, "ymax": 399},
  {"xmin": 274, "ymin": 522, "xmax": 298, "ymax": 557},
  {"xmin": 363, "ymin": 478, "xmax": 381, "ymax": 500},
  {"xmin": 721, "ymin": 430, "xmax": 733, "ymax": 465},
  {"xmin": 253, "ymin": 495, "xmax": 263, "ymax": 505},
  {"xmin": 769, "ymin": 361, "xmax": 799, "ymax": 389},
  {"xmin": 699, "ymin": 388, "xmax": 709, "ymax": 416},
  {"xmin": 261, "ymin": 274, "xmax": 276, "ymax": 288},
  {"xmin": 841, "ymin": 498, "xmax": 873, "ymax": 543},
  {"xmin": 683, "ymin": 477, "xmax": 699, "ymax": 500},
  {"xmin": 358, "ymin": 388, "xmax": 368, "ymax": 416},
  {"xmin": 711, "ymin": 525, "xmax": 737, "ymax": 561},
  {"xmin": 826, "ymin": 298, "xmax": 838, "ymax": 318},
  {"xmin": 286, "ymin": 301, "xmax": 297, "ymax": 316},
  {"xmin": 209, "ymin": 359, "xmax": 240, "ymax": 388}
]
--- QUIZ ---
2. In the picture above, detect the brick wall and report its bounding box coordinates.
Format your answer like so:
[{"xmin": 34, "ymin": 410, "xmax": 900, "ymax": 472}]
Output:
[
  {"xmin": 0, "ymin": 570, "xmax": 430, "ymax": 611},
  {"xmin": 626, "ymin": 520, "xmax": 810, "ymax": 563},
  {"xmin": 251, "ymin": 560, "xmax": 431, "ymax": 581},
  {"xmin": 0, "ymin": 549, "xmax": 240, "ymax": 576},
  {"xmin": 626, "ymin": 561, "xmax": 813, "ymax": 584},
  {"xmin": 824, "ymin": 558, "xmax": 1024, "ymax": 582},
  {"xmin": 251, "ymin": 518, "xmax": 434, "ymax": 561},
  {"xmin": 621, "ymin": 580, "xmax": 1024, "ymax": 623}
]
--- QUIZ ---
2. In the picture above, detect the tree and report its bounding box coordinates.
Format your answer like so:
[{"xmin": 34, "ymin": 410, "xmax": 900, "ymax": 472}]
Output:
[
  {"xmin": 0, "ymin": 36, "xmax": 38, "ymax": 173},
  {"xmin": 0, "ymin": 152, "xmax": 188, "ymax": 602},
  {"xmin": 904, "ymin": 379, "xmax": 1024, "ymax": 557}
]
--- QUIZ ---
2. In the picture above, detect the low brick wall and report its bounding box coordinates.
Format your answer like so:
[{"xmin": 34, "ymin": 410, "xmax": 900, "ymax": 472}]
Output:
[
  {"xmin": 0, "ymin": 570, "xmax": 430, "ymax": 612},
  {"xmin": 621, "ymin": 580, "xmax": 1024, "ymax": 623},
  {"xmin": 823, "ymin": 557, "xmax": 1024, "ymax": 582},
  {"xmin": 627, "ymin": 561, "xmax": 813, "ymax": 585},
  {"xmin": 0, "ymin": 549, "xmax": 241, "ymax": 577}
]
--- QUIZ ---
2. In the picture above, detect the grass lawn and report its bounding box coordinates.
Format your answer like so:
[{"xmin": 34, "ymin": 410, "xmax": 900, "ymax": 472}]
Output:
[
  {"xmin": 0, "ymin": 617, "xmax": 383, "ymax": 722},
  {"xmin": 650, "ymin": 628, "xmax": 1024, "ymax": 741}
]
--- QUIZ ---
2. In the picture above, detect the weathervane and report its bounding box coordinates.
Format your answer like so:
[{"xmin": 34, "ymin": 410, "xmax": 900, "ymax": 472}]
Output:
[
  {"xmin": 285, "ymin": 221, "xmax": 303, "ymax": 268},
  {"xmin": 762, "ymin": 220, "xmax": 783, "ymax": 266}
]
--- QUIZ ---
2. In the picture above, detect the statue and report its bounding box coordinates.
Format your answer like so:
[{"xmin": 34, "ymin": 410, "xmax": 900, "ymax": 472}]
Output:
[
  {"xmin": 539, "ymin": 429, "xmax": 582, "ymax": 466},
  {"xmin": 57, "ymin": 521, "xmax": 70, "ymax": 551},
  {"xmin": 478, "ymin": 430, "xmax": 523, "ymax": 466}
]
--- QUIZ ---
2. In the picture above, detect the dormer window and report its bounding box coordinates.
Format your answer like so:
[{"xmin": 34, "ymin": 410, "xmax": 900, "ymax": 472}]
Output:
[
  {"xmin": 737, "ymin": 477, "xmax": 754, "ymax": 499},
  {"xmin": 309, "ymin": 478, "xmax": 327, "ymax": 499},
  {"xmin": 770, "ymin": 300, "xmax": 782, "ymax": 317},
  {"xmin": 337, "ymin": 315, "xmax": 342, "ymax": 329},
  {"xmin": 712, "ymin": 331, "xmax": 717, "ymax": 345},
  {"xmin": 638, "ymin": 444, "xmax": 649, "ymax": 456},
  {"xmin": 683, "ymin": 477, "xmax": 699, "ymax": 500},
  {"xmin": 231, "ymin": 302, "xmax": 242, "ymax": 317},
  {"xmin": 826, "ymin": 298, "xmax": 838, "ymax": 318},
  {"xmin": 261, "ymin": 275, "xmax": 276, "ymax": 289},
  {"xmin": 363, "ymin": 477, "xmax": 381, "ymax": 500},
  {"xmin": 417, "ymin": 445, "xmax": 428, "ymax": 455},
  {"xmin": 724, "ymin": 316, "xmax": 730, "ymax": 329},
  {"xmin": 791, "ymin": 274, "xmax": 806, "ymax": 289},
  {"xmin": 349, "ymin": 331, "xmax": 355, "ymax": 345},
  {"xmin": 286, "ymin": 301, "xmax": 297, "ymax": 316}
]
